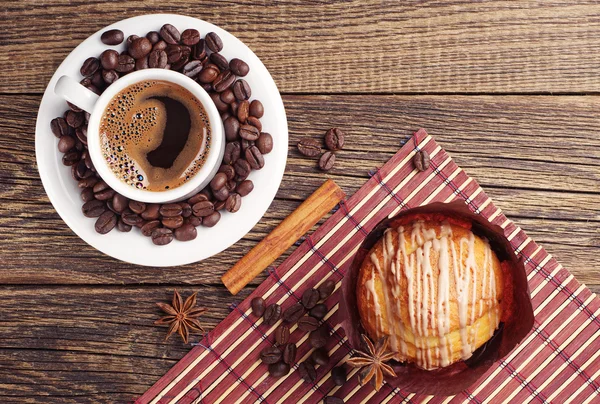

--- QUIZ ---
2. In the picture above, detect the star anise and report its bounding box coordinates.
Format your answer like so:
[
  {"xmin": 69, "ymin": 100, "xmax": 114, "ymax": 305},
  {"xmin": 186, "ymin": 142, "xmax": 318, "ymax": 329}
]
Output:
[
  {"xmin": 346, "ymin": 334, "xmax": 397, "ymax": 391},
  {"xmin": 155, "ymin": 290, "xmax": 206, "ymax": 344}
]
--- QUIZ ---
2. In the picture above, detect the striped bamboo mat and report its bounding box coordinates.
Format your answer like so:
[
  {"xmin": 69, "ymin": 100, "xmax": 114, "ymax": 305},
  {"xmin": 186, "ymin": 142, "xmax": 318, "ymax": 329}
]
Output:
[{"xmin": 137, "ymin": 129, "xmax": 600, "ymax": 404}]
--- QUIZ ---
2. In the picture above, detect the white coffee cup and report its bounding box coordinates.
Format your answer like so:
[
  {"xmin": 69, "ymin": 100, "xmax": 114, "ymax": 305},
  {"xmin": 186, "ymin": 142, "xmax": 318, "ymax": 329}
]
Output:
[{"xmin": 54, "ymin": 69, "xmax": 225, "ymax": 203}]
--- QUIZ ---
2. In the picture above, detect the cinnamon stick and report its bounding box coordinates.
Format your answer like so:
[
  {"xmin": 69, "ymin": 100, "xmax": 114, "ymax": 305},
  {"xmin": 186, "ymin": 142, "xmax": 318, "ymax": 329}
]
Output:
[{"xmin": 222, "ymin": 179, "xmax": 345, "ymax": 295}]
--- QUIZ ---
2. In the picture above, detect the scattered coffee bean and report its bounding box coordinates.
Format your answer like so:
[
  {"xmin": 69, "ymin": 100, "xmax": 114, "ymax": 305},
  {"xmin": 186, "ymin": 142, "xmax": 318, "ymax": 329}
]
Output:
[
  {"xmin": 268, "ymin": 362, "xmax": 290, "ymax": 378},
  {"xmin": 251, "ymin": 297, "xmax": 266, "ymax": 317},
  {"xmin": 318, "ymin": 280, "xmax": 335, "ymax": 300},
  {"xmin": 298, "ymin": 316, "xmax": 320, "ymax": 332},
  {"xmin": 148, "ymin": 49, "xmax": 168, "ymax": 68},
  {"xmin": 192, "ymin": 39, "xmax": 206, "ymax": 60},
  {"xmin": 298, "ymin": 361, "xmax": 317, "ymax": 383},
  {"xmin": 162, "ymin": 215, "xmax": 184, "ymax": 229},
  {"xmin": 126, "ymin": 34, "xmax": 139, "ymax": 47},
  {"xmin": 181, "ymin": 28, "xmax": 200, "ymax": 45},
  {"xmin": 192, "ymin": 200, "xmax": 214, "ymax": 217},
  {"xmin": 249, "ymin": 100, "xmax": 264, "ymax": 118},
  {"xmin": 102, "ymin": 69, "xmax": 119, "ymax": 84},
  {"xmin": 283, "ymin": 302, "xmax": 305, "ymax": 323},
  {"xmin": 213, "ymin": 70, "xmax": 236, "ymax": 92},
  {"xmin": 210, "ymin": 52, "xmax": 229, "ymax": 71},
  {"xmin": 166, "ymin": 44, "xmax": 183, "ymax": 63},
  {"xmin": 160, "ymin": 24, "xmax": 181, "ymax": 44},
  {"xmin": 275, "ymin": 325, "xmax": 290, "ymax": 345},
  {"xmin": 79, "ymin": 177, "xmax": 98, "ymax": 188},
  {"xmin": 234, "ymin": 159, "xmax": 251, "ymax": 179},
  {"xmin": 128, "ymin": 200, "xmax": 146, "ymax": 214},
  {"xmin": 325, "ymin": 127, "xmax": 345, "ymax": 151},
  {"xmin": 220, "ymin": 88, "xmax": 236, "ymax": 104},
  {"xmin": 152, "ymin": 228, "xmax": 173, "ymax": 246},
  {"xmin": 233, "ymin": 79, "xmax": 251, "ymax": 101},
  {"xmin": 309, "ymin": 304, "xmax": 328, "ymax": 321},
  {"xmin": 198, "ymin": 63, "xmax": 219, "ymax": 83},
  {"xmin": 111, "ymin": 193, "xmax": 128, "ymax": 213},
  {"xmin": 212, "ymin": 186, "xmax": 229, "ymax": 202},
  {"xmin": 202, "ymin": 210, "xmax": 221, "ymax": 227},
  {"xmin": 219, "ymin": 164, "xmax": 236, "ymax": 181},
  {"xmin": 245, "ymin": 146, "xmax": 265, "ymax": 170},
  {"xmin": 57, "ymin": 135, "xmax": 75, "ymax": 153},
  {"xmin": 146, "ymin": 31, "xmax": 160, "ymax": 44},
  {"xmin": 210, "ymin": 172, "xmax": 227, "ymax": 190},
  {"xmin": 225, "ymin": 193, "xmax": 242, "ymax": 213},
  {"xmin": 117, "ymin": 218, "xmax": 132, "ymax": 232},
  {"xmin": 282, "ymin": 343, "xmax": 297, "ymax": 365},
  {"xmin": 80, "ymin": 57, "xmax": 99, "ymax": 77},
  {"xmin": 237, "ymin": 180, "xmax": 254, "ymax": 197},
  {"xmin": 264, "ymin": 303, "xmax": 282, "ymax": 326},
  {"xmin": 129, "ymin": 37, "xmax": 152, "ymax": 59},
  {"xmin": 246, "ymin": 116, "xmax": 262, "ymax": 131},
  {"xmin": 66, "ymin": 110, "xmax": 84, "ymax": 128},
  {"xmin": 116, "ymin": 54, "xmax": 135, "ymax": 73},
  {"xmin": 80, "ymin": 187, "xmax": 94, "ymax": 202},
  {"xmin": 122, "ymin": 211, "xmax": 144, "ymax": 226},
  {"xmin": 186, "ymin": 215, "xmax": 202, "ymax": 226},
  {"xmin": 239, "ymin": 124, "xmax": 260, "ymax": 141},
  {"xmin": 318, "ymin": 151, "xmax": 335, "ymax": 171},
  {"xmin": 94, "ymin": 211, "xmax": 117, "ymax": 234},
  {"xmin": 82, "ymin": 199, "xmax": 106, "ymax": 218},
  {"xmin": 297, "ymin": 138, "xmax": 321, "ymax": 157},
  {"xmin": 160, "ymin": 203, "xmax": 183, "ymax": 217},
  {"xmin": 413, "ymin": 150, "xmax": 430, "ymax": 171},
  {"xmin": 141, "ymin": 220, "xmax": 161, "ymax": 237},
  {"xmin": 309, "ymin": 326, "xmax": 329, "ymax": 348},
  {"xmin": 173, "ymin": 223, "xmax": 197, "ymax": 241},
  {"xmin": 302, "ymin": 288, "xmax": 320, "ymax": 310},
  {"xmin": 331, "ymin": 366, "xmax": 347, "ymax": 386},
  {"xmin": 237, "ymin": 100, "xmax": 249, "ymax": 122},
  {"xmin": 260, "ymin": 346, "xmax": 282, "ymax": 364},
  {"xmin": 210, "ymin": 92, "xmax": 229, "ymax": 113},
  {"xmin": 101, "ymin": 29, "xmax": 124, "ymax": 45},
  {"xmin": 62, "ymin": 151, "xmax": 80, "ymax": 166},
  {"xmin": 183, "ymin": 60, "xmax": 203, "ymax": 78},
  {"xmin": 324, "ymin": 397, "xmax": 344, "ymax": 404},
  {"xmin": 141, "ymin": 203, "xmax": 160, "ymax": 220},
  {"xmin": 205, "ymin": 32, "xmax": 223, "ymax": 52},
  {"xmin": 224, "ymin": 117, "xmax": 240, "ymax": 141},
  {"xmin": 229, "ymin": 58, "xmax": 249, "ymax": 76},
  {"xmin": 51, "ymin": 117, "xmax": 70, "ymax": 138},
  {"xmin": 311, "ymin": 347, "xmax": 329, "ymax": 366}
]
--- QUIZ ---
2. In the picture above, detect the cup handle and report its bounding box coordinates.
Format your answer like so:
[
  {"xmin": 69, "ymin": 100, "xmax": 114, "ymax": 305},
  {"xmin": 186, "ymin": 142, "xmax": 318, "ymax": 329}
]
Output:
[{"xmin": 54, "ymin": 75, "xmax": 100, "ymax": 113}]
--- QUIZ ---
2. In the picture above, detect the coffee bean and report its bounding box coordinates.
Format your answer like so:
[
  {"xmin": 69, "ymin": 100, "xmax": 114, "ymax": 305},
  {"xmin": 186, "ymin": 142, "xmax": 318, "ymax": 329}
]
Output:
[
  {"xmin": 186, "ymin": 215, "xmax": 202, "ymax": 226},
  {"xmin": 324, "ymin": 397, "xmax": 344, "ymax": 404},
  {"xmin": 135, "ymin": 56, "xmax": 149, "ymax": 70},
  {"xmin": 283, "ymin": 302, "xmax": 305, "ymax": 323},
  {"xmin": 160, "ymin": 203, "xmax": 183, "ymax": 217},
  {"xmin": 275, "ymin": 325, "xmax": 290, "ymax": 345},
  {"xmin": 251, "ymin": 297, "xmax": 266, "ymax": 317},
  {"xmin": 221, "ymin": 111, "xmax": 232, "ymax": 121},
  {"xmin": 92, "ymin": 69, "xmax": 106, "ymax": 89},
  {"xmin": 237, "ymin": 180, "xmax": 254, "ymax": 197},
  {"xmin": 218, "ymin": 164, "xmax": 236, "ymax": 181},
  {"xmin": 172, "ymin": 46, "xmax": 191, "ymax": 70},
  {"xmin": 210, "ymin": 53, "xmax": 229, "ymax": 71},
  {"xmin": 82, "ymin": 199, "xmax": 106, "ymax": 218},
  {"xmin": 205, "ymin": 32, "xmax": 223, "ymax": 52},
  {"xmin": 318, "ymin": 279, "xmax": 336, "ymax": 300},
  {"xmin": 93, "ymin": 180, "xmax": 109, "ymax": 193},
  {"xmin": 309, "ymin": 325, "xmax": 329, "ymax": 348},
  {"xmin": 116, "ymin": 54, "xmax": 135, "ymax": 73},
  {"xmin": 230, "ymin": 101, "xmax": 239, "ymax": 116},
  {"xmin": 165, "ymin": 44, "xmax": 183, "ymax": 63},
  {"xmin": 141, "ymin": 220, "xmax": 161, "ymax": 237},
  {"xmin": 233, "ymin": 79, "xmax": 251, "ymax": 101},
  {"xmin": 72, "ymin": 161, "xmax": 86, "ymax": 180},
  {"xmin": 80, "ymin": 57, "xmax": 100, "ymax": 77},
  {"xmin": 219, "ymin": 88, "xmax": 235, "ymax": 105},
  {"xmin": 62, "ymin": 151, "xmax": 80, "ymax": 166},
  {"xmin": 268, "ymin": 362, "xmax": 290, "ymax": 378},
  {"xmin": 102, "ymin": 69, "xmax": 119, "ymax": 84},
  {"xmin": 323, "ymin": 128, "xmax": 344, "ymax": 151},
  {"xmin": 225, "ymin": 193, "xmax": 242, "ymax": 213},
  {"xmin": 153, "ymin": 40, "xmax": 168, "ymax": 51},
  {"xmin": 209, "ymin": 92, "xmax": 229, "ymax": 113},
  {"xmin": 237, "ymin": 100, "xmax": 249, "ymax": 122},
  {"xmin": 249, "ymin": 100, "xmax": 264, "ymax": 118},
  {"xmin": 298, "ymin": 361, "xmax": 317, "ymax": 383},
  {"xmin": 202, "ymin": 210, "xmax": 221, "ymax": 227},
  {"xmin": 192, "ymin": 200, "xmax": 214, "ymax": 217},
  {"xmin": 318, "ymin": 151, "xmax": 335, "ymax": 171},
  {"xmin": 94, "ymin": 211, "xmax": 117, "ymax": 234},
  {"xmin": 309, "ymin": 304, "xmax": 328, "ymax": 320},
  {"xmin": 245, "ymin": 146, "xmax": 264, "ymax": 170},
  {"xmin": 311, "ymin": 347, "xmax": 329, "ymax": 366},
  {"xmin": 148, "ymin": 49, "xmax": 168, "ymax": 68},
  {"xmin": 162, "ymin": 215, "xmax": 183, "ymax": 229},
  {"xmin": 141, "ymin": 203, "xmax": 160, "ymax": 220},
  {"xmin": 117, "ymin": 218, "xmax": 132, "ymax": 232},
  {"xmin": 229, "ymin": 58, "xmax": 249, "ymax": 77},
  {"xmin": 126, "ymin": 35, "xmax": 139, "ymax": 48},
  {"xmin": 224, "ymin": 141, "xmax": 241, "ymax": 165},
  {"xmin": 122, "ymin": 211, "xmax": 144, "ymax": 226},
  {"xmin": 413, "ymin": 150, "xmax": 430, "ymax": 171},
  {"xmin": 212, "ymin": 186, "xmax": 229, "ymax": 202},
  {"xmin": 198, "ymin": 63, "xmax": 219, "ymax": 83},
  {"xmin": 223, "ymin": 117, "xmax": 240, "ymax": 142},
  {"xmin": 66, "ymin": 111, "xmax": 84, "ymax": 128},
  {"xmin": 233, "ymin": 158, "xmax": 251, "ymax": 179},
  {"xmin": 57, "ymin": 135, "xmax": 75, "ymax": 153},
  {"xmin": 297, "ymin": 138, "xmax": 321, "ymax": 157},
  {"xmin": 160, "ymin": 24, "xmax": 181, "ymax": 44},
  {"xmin": 260, "ymin": 346, "xmax": 282, "ymax": 364},
  {"xmin": 239, "ymin": 124, "xmax": 260, "ymax": 141},
  {"xmin": 81, "ymin": 187, "xmax": 94, "ymax": 202},
  {"xmin": 180, "ymin": 28, "xmax": 200, "ymax": 46},
  {"xmin": 183, "ymin": 60, "xmax": 203, "ymax": 78},
  {"xmin": 264, "ymin": 303, "xmax": 281, "ymax": 326},
  {"xmin": 67, "ymin": 102, "xmax": 82, "ymax": 113},
  {"xmin": 129, "ymin": 37, "xmax": 152, "ymax": 59},
  {"xmin": 192, "ymin": 39, "xmax": 206, "ymax": 60},
  {"xmin": 101, "ymin": 29, "xmax": 124, "ymax": 45},
  {"xmin": 50, "ymin": 117, "xmax": 70, "ymax": 138},
  {"xmin": 240, "ymin": 139, "xmax": 254, "ymax": 154},
  {"xmin": 213, "ymin": 70, "xmax": 235, "ymax": 92},
  {"xmin": 302, "ymin": 288, "xmax": 320, "ymax": 309},
  {"xmin": 188, "ymin": 192, "xmax": 208, "ymax": 205},
  {"xmin": 245, "ymin": 115, "xmax": 261, "ymax": 131},
  {"xmin": 298, "ymin": 316, "xmax": 320, "ymax": 332},
  {"xmin": 128, "ymin": 200, "xmax": 146, "ymax": 214},
  {"xmin": 78, "ymin": 177, "xmax": 98, "ymax": 189},
  {"xmin": 111, "ymin": 193, "xmax": 128, "ymax": 213},
  {"xmin": 282, "ymin": 343, "xmax": 297, "ymax": 365},
  {"xmin": 152, "ymin": 228, "xmax": 173, "ymax": 246},
  {"xmin": 146, "ymin": 31, "xmax": 160, "ymax": 44},
  {"xmin": 331, "ymin": 366, "xmax": 347, "ymax": 386},
  {"xmin": 255, "ymin": 132, "xmax": 273, "ymax": 155},
  {"xmin": 210, "ymin": 172, "xmax": 227, "ymax": 190},
  {"xmin": 179, "ymin": 202, "xmax": 192, "ymax": 218}
]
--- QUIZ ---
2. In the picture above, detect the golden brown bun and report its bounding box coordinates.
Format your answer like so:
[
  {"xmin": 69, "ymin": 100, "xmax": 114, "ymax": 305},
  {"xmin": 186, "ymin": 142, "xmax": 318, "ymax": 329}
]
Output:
[{"xmin": 356, "ymin": 219, "xmax": 504, "ymax": 370}]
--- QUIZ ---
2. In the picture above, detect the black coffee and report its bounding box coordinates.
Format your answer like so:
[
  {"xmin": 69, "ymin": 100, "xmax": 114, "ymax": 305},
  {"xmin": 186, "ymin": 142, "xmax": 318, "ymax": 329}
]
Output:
[{"xmin": 99, "ymin": 80, "xmax": 211, "ymax": 191}]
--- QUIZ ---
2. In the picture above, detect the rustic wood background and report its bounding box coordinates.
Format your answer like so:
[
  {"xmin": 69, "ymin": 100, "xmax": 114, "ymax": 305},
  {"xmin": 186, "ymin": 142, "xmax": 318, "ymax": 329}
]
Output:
[{"xmin": 1, "ymin": 1, "xmax": 599, "ymax": 402}]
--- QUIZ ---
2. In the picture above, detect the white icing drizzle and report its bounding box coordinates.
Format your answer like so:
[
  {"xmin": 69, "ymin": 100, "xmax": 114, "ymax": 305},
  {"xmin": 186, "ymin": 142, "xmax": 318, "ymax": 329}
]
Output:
[{"xmin": 365, "ymin": 219, "xmax": 501, "ymax": 370}]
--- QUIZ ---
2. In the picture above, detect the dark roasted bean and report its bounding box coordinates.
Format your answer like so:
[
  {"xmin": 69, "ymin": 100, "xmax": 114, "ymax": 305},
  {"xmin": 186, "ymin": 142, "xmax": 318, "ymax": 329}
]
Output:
[
  {"xmin": 82, "ymin": 199, "xmax": 106, "ymax": 218},
  {"xmin": 210, "ymin": 172, "xmax": 227, "ymax": 190},
  {"xmin": 128, "ymin": 200, "xmax": 146, "ymax": 214},
  {"xmin": 102, "ymin": 69, "xmax": 119, "ymax": 84},
  {"xmin": 212, "ymin": 186, "xmax": 229, "ymax": 202},
  {"xmin": 160, "ymin": 24, "xmax": 181, "ymax": 44},
  {"xmin": 50, "ymin": 117, "xmax": 70, "ymax": 138},
  {"xmin": 171, "ymin": 46, "xmax": 191, "ymax": 70},
  {"xmin": 225, "ymin": 193, "xmax": 242, "ymax": 213},
  {"xmin": 223, "ymin": 116, "xmax": 240, "ymax": 142},
  {"xmin": 205, "ymin": 32, "xmax": 223, "ymax": 52},
  {"xmin": 251, "ymin": 297, "xmax": 266, "ymax": 317},
  {"xmin": 129, "ymin": 37, "xmax": 152, "ymax": 59},
  {"xmin": 237, "ymin": 99, "xmax": 249, "ymax": 122},
  {"xmin": 188, "ymin": 193, "xmax": 208, "ymax": 205},
  {"xmin": 219, "ymin": 165, "xmax": 236, "ymax": 181},
  {"xmin": 209, "ymin": 92, "xmax": 229, "ymax": 114},
  {"xmin": 160, "ymin": 203, "xmax": 183, "ymax": 217},
  {"xmin": 318, "ymin": 151, "xmax": 336, "ymax": 171},
  {"xmin": 66, "ymin": 110, "xmax": 84, "ymax": 128},
  {"xmin": 325, "ymin": 128, "xmax": 345, "ymax": 151},
  {"xmin": 249, "ymin": 100, "xmax": 264, "ymax": 118},
  {"xmin": 111, "ymin": 194, "xmax": 128, "ymax": 213},
  {"xmin": 80, "ymin": 57, "xmax": 100, "ymax": 77},
  {"xmin": 80, "ymin": 187, "xmax": 94, "ymax": 202},
  {"xmin": 198, "ymin": 63, "xmax": 219, "ymax": 83},
  {"xmin": 324, "ymin": 397, "xmax": 344, "ymax": 404},
  {"xmin": 275, "ymin": 325, "xmax": 290, "ymax": 345},
  {"xmin": 224, "ymin": 141, "xmax": 242, "ymax": 165},
  {"xmin": 122, "ymin": 211, "xmax": 144, "ymax": 226},
  {"xmin": 141, "ymin": 220, "xmax": 161, "ymax": 237},
  {"xmin": 192, "ymin": 200, "xmax": 214, "ymax": 217},
  {"xmin": 245, "ymin": 146, "xmax": 265, "ymax": 170},
  {"xmin": 282, "ymin": 343, "xmax": 297, "ymax": 365},
  {"xmin": 318, "ymin": 279, "xmax": 336, "ymax": 300},
  {"xmin": 153, "ymin": 40, "xmax": 168, "ymax": 51},
  {"xmin": 331, "ymin": 366, "xmax": 347, "ymax": 386},
  {"xmin": 297, "ymin": 138, "xmax": 321, "ymax": 157},
  {"xmin": 239, "ymin": 124, "xmax": 260, "ymax": 141},
  {"xmin": 201, "ymin": 210, "xmax": 221, "ymax": 227},
  {"xmin": 233, "ymin": 79, "xmax": 251, "ymax": 101},
  {"xmin": 181, "ymin": 28, "xmax": 200, "ymax": 45},
  {"xmin": 146, "ymin": 31, "xmax": 160, "ymax": 44},
  {"xmin": 186, "ymin": 215, "xmax": 202, "ymax": 226},
  {"xmin": 298, "ymin": 361, "xmax": 317, "ymax": 383},
  {"xmin": 298, "ymin": 316, "xmax": 320, "ymax": 332},
  {"xmin": 174, "ymin": 223, "xmax": 197, "ymax": 241},
  {"xmin": 62, "ymin": 151, "xmax": 80, "ymax": 166},
  {"xmin": 141, "ymin": 203, "xmax": 160, "ymax": 220},
  {"xmin": 192, "ymin": 39, "xmax": 206, "ymax": 60},
  {"xmin": 179, "ymin": 202, "xmax": 192, "ymax": 218},
  {"xmin": 209, "ymin": 53, "xmax": 229, "ymax": 71},
  {"xmin": 95, "ymin": 211, "xmax": 117, "ymax": 234},
  {"xmin": 302, "ymin": 288, "xmax": 320, "ymax": 309},
  {"xmin": 237, "ymin": 180, "xmax": 254, "ymax": 196},
  {"xmin": 283, "ymin": 302, "xmax": 305, "ymax": 323},
  {"xmin": 117, "ymin": 218, "xmax": 132, "ymax": 232},
  {"xmin": 260, "ymin": 346, "xmax": 282, "ymax": 364},
  {"xmin": 166, "ymin": 44, "xmax": 183, "ymax": 63},
  {"xmin": 78, "ymin": 177, "xmax": 98, "ymax": 188},
  {"xmin": 162, "ymin": 215, "xmax": 184, "ymax": 229},
  {"xmin": 264, "ymin": 303, "xmax": 281, "ymax": 326},
  {"xmin": 309, "ymin": 325, "xmax": 329, "ymax": 348},
  {"xmin": 268, "ymin": 362, "xmax": 290, "ymax": 378},
  {"xmin": 116, "ymin": 54, "xmax": 135, "ymax": 73},
  {"xmin": 311, "ymin": 348, "xmax": 329, "ymax": 366},
  {"xmin": 246, "ymin": 116, "xmax": 262, "ymax": 131},
  {"xmin": 309, "ymin": 304, "xmax": 328, "ymax": 320},
  {"xmin": 152, "ymin": 228, "xmax": 173, "ymax": 246},
  {"xmin": 126, "ymin": 34, "xmax": 139, "ymax": 47},
  {"xmin": 182, "ymin": 60, "xmax": 203, "ymax": 77},
  {"xmin": 256, "ymin": 132, "xmax": 273, "ymax": 154},
  {"xmin": 57, "ymin": 135, "xmax": 75, "ymax": 153},
  {"xmin": 135, "ymin": 56, "xmax": 149, "ymax": 70},
  {"xmin": 233, "ymin": 158, "xmax": 251, "ymax": 179},
  {"xmin": 220, "ymin": 88, "xmax": 236, "ymax": 104},
  {"xmin": 101, "ymin": 29, "xmax": 124, "ymax": 45},
  {"xmin": 148, "ymin": 49, "xmax": 168, "ymax": 68},
  {"xmin": 413, "ymin": 150, "xmax": 431, "ymax": 171},
  {"xmin": 213, "ymin": 70, "xmax": 235, "ymax": 92},
  {"xmin": 229, "ymin": 58, "xmax": 249, "ymax": 76}
]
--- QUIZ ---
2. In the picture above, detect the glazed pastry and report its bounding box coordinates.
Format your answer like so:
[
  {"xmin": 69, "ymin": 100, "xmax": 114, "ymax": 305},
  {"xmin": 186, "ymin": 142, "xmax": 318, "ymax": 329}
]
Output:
[{"xmin": 356, "ymin": 218, "xmax": 505, "ymax": 370}]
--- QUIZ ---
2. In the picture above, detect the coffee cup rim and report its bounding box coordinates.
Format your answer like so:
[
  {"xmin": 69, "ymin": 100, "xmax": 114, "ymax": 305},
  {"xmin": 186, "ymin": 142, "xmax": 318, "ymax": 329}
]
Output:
[{"xmin": 86, "ymin": 68, "xmax": 225, "ymax": 204}]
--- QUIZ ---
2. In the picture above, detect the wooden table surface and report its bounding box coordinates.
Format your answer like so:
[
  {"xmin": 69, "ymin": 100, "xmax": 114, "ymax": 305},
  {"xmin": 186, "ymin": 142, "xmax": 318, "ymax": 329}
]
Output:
[{"xmin": 1, "ymin": 1, "xmax": 599, "ymax": 402}]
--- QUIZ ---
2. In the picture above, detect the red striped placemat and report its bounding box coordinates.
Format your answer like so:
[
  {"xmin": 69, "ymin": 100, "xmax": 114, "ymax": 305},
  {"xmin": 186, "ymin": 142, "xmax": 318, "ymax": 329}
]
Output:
[{"xmin": 137, "ymin": 129, "xmax": 600, "ymax": 404}]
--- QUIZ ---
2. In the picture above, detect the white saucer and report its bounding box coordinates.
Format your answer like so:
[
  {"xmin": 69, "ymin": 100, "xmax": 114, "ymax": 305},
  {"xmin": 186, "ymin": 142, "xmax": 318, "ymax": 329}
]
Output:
[{"xmin": 35, "ymin": 14, "xmax": 288, "ymax": 267}]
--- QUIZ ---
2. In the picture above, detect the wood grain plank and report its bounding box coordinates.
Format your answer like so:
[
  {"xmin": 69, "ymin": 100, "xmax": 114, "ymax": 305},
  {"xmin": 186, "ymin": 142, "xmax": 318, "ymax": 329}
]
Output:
[{"xmin": 3, "ymin": 1, "xmax": 600, "ymax": 93}]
